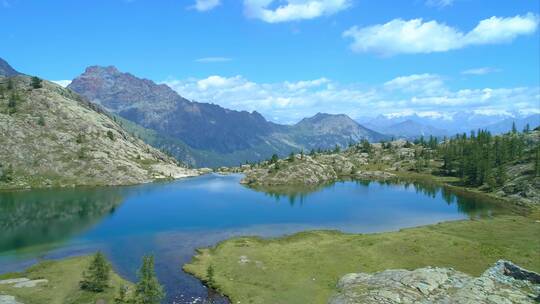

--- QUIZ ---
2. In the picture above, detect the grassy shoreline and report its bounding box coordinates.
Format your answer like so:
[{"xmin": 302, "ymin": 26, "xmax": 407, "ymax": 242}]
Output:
[
  {"xmin": 0, "ymin": 256, "xmax": 131, "ymax": 304},
  {"xmin": 185, "ymin": 172, "xmax": 540, "ymax": 304}
]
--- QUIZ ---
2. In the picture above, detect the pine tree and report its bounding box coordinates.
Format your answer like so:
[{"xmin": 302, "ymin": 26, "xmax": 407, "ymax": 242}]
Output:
[
  {"xmin": 31, "ymin": 76, "xmax": 43, "ymax": 89},
  {"xmin": 114, "ymin": 285, "xmax": 130, "ymax": 304},
  {"xmin": 270, "ymin": 154, "xmax": 279, "ymax": 164},
  {"xmin": 7, "ymin": 78, "xmax": 13, "ymax": 90},
  {"xmin": 38, "ymin": 115, "xmax": 45, "ymax": 126},
  {"xmin": 8, "ymin": 92, "xmax": 17, "ymax": 113},
  {"xmin": 107, "ymin": 130, "xmax": 115, "ymax": 141},
  {"xmin": 80, "ymin": 251, "xmax": 111, "ymax": 292},
  {"xmin": 206, "ymin": 265, "xmax": 216, "ymax": 288},
  {"xmin": 0, "ymin": 164, "xmax": 14, "ymax": 182},
  {"xmin": 511, "ymin": 121, "xmax": 517, "ymax": 134},
  {"xmin": 133, "ymin": 255, "xmax": 164, "ymax": 304},
  {"xmin": 535, "ymin": 145, "xmax": 540, "ymax": 177},
  {"xmin": 523, "ymin": 123, "xmax": 530, "ymax": 134}
]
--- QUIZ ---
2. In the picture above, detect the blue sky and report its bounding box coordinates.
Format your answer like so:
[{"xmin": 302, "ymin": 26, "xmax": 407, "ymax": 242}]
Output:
[{"xmin": 1, "ymin": 0, "xmax": 539, "ymax": 123}]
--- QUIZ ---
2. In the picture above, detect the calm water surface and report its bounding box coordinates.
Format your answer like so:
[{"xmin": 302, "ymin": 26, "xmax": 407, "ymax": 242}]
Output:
[{"xmin": 0, "ymin": 174, "xmax": 506, "ymax": 303}]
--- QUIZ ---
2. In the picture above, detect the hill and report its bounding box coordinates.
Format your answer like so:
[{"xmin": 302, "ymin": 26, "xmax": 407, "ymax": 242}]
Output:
[{"xmin": 0, "ymin": 71, "xmax": 198, "ymax": 190}]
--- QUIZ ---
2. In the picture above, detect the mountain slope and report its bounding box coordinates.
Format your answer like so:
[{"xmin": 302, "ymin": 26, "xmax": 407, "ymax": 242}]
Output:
[
  {"xmin": 0, "ymin": 74, "xmax": 198, "ymax": 190},
  {"xmin": 291, "ymin": 113, "xmax": 387, "ymax": 148},
  {"xmin": 0, "ymin": 58, "xmax": 22, "ymax": 77},
  {"xmin": 69, "ymin": 66, "xmax": 385, "ymax": 167},
  {"xmin": 485, "ymin": 114, "xmax": 540, "ymax": 134},
  {"xmin": 68, "ymin": 66, "xmax": 279, "ymax": 153},
  {"xmin": 377, "ymin": 119, "xmax": 448, "ymax": 139}
]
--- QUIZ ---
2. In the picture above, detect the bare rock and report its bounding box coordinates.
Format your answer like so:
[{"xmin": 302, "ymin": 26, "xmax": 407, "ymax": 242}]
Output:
[{"xmin": 329, "ymin": 260, "xmax": 540, "ymax": 304}]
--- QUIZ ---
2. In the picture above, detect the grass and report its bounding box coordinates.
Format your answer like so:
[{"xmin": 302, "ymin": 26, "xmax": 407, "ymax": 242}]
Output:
[
  {"xmin": 184, "ymin": 215, "xmax": 540, "ymax": 304},
  {"xmin": 0, "ymin": 256, "xmax": 132, "ymax": 304}
]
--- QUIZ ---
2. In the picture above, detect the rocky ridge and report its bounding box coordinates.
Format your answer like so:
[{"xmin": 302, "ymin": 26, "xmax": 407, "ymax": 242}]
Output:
[{"xmin": 330, "ymin": 260, "xmax": 540, "ymax": 304}]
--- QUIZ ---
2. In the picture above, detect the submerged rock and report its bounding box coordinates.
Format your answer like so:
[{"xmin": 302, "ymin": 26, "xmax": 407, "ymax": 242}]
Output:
[{"xmin": 329, "ymin": 260, "xmax": 540, "ymax": 304}]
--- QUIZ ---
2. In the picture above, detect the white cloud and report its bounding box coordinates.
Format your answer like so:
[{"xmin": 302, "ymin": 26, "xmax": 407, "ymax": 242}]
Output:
[
  {"xmin": 425, "ymin": 0, "xmax": 454, "ymax": 8},
  {"xmin": 52, "ymin": 80, "xmax": 72, "ymax": 87},
  {"xmin": 461, "ymin": 67, "xmax": 500, "ymax": 75},
  {"xmin": 343, "ymin": 13, "xmax": 539, "ymax": 55},
  {"xmin": 384, "ymin": 74, "xmax": 445, "ymax": 95},
  {"xmin": 191, "ymin": 0, "xmax": 221, "ymax": 12},
  {"xmin": 195, "ymin": 57, "xmax": 232, "ymax": 63},
  {"xmin": 243, "ymin": 0, "xmax": 351, "ymax": 23},
  {"xmin": 162, "ymin": 74, "xmax": 540, "ymax": 124}
]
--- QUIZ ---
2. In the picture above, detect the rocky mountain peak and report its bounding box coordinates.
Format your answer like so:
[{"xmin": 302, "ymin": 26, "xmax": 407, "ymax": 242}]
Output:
[{"xmin": 0, "ymin": 58, "xmax": 22, "ymax": 77}]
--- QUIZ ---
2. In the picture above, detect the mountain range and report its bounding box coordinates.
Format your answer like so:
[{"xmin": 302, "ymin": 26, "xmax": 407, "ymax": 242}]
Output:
[
  {"xmin": 361, "ymin": 112, "xmax": 540, "ymax": 138},
  {"xmin": 68, "ymin": 66, "xmax": 386, "ymax": 167},
  {"xmin": 3, "ymin": 57, "xmax": 537, "ymax": 169}
]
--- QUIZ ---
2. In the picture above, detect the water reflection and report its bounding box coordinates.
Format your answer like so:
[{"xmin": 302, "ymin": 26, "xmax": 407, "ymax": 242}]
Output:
[
  {"xmin": 250, "ymin": 178, "xmax": 508, "ymax": 219},
  {"xmin": 0, "ymin": 188, "xmax": 125, "ymax": 252}
]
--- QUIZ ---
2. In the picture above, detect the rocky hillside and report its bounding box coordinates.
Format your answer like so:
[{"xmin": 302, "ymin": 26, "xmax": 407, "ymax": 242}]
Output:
[
  {"xmin": 68, "ymin": 66, "xmax": 385, "ymax": 167},
  {"xmin": 0, "ymin": 73, "xmax": 199, "ymax": 190},
  {"xmin": 330, "ymin": 260, "xmax": 540, "ymax": 304}
]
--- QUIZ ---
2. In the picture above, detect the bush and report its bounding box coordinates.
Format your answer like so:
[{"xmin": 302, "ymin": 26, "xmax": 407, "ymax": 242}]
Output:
[{"xmin": 107, "ymin": 130, "xmax": 115, "ymax": 141}]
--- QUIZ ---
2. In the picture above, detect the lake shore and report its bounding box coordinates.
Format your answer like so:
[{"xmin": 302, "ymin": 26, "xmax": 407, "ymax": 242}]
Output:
[
  {"xmin": 0, "ymin": 256, "xmax": 131, "ymax": 304},
  {"xmin": 184, "ymin": 213, "xmax": 540, "ymax": 304}
]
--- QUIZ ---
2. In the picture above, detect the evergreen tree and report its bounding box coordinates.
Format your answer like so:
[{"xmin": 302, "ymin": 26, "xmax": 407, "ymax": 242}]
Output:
[
  {"xmin": 38, "ymin": 115, "xmax": 45, "ymax": 126},
  {"xmin": 523, "ymin": 123, "xmax": 531, "ymax": 134},
  {"xmin": 535, "ymin": 145, "xmax": 540, "ymax": 177},
  {"xmin": 0, "ymin": 164, "xmax": 14, "ymax": 182},
  {"xmin": 8, "ymin": 92, "xmax": 17, "ymax": 113},
  {"xmin": 288, "ymin": 152, "xmax": 295, "ymax": 162},
  {"xmin": 133, "ymin": 255, "xmax": 164, "ymax": 304},
  {"xmin": 7, "ymin": 78, "xmax": 13, "ymax": 90},
  {"xmin": 511, "ymin": 121, "xmax": 517, "ymax": 134},
  {"xmin": 0, "ymin": 84, "xmax": 4, "ymax": 98},
  {"xmin": 80, "ymin": 251, "xmax": 111, "ymax": 292},
  {"xmin": 31, "ymin": 76, "xmax": 43, "ymax": 89},
  {"xmin": 206, "ymin": 265, "xmax": 216, "ymax": 288},
  {"xmin": 270, "ymin": 154, "xmax": 279, "ymax": 164},
  {"xmin": 333, "ymin": 145, "xmax": 341, "ymax": 153},
  {"xmin": 114, "ymin": 285, "xmax": 130, "ymax": 304},
  {"xmin": 107, "ymin": 130, "xmax": 115, "ymax": 141}
]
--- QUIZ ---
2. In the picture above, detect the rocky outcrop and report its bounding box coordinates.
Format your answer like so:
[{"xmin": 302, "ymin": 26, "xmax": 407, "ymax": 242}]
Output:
[{"xmin": 330, "ymin": 260, "xmax": 540, "ymax": 304}]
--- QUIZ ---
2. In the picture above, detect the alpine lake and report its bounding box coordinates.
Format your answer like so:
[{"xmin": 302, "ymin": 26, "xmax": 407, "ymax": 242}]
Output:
[{"xmin": 0, "ymin": 173, "xmax": 514, "ymax": 303}]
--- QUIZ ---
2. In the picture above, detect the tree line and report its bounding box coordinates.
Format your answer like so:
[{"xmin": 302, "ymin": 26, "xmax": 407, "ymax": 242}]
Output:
[{"xmin": 434, "ymin": 124, "xmax": 538, "ymax": 188}]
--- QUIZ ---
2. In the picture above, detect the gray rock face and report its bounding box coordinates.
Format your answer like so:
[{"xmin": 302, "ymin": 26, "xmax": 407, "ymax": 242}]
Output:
[
  {"xmin": 329, "ymin": 260, "xmax": 540, "ymax": 304},
  {"xmin": 0, "ymin": 58, "xmax": 22, "ymax": 77}
]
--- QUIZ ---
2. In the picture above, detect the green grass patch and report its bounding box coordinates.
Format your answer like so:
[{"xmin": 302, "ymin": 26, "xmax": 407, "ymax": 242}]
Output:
[
  {"xmin": 184, "ymin": 215, "xmax": 540, "ymax": 304},
  {"xmin": 0, "ymin": 256, "xmax": 132, "ymax": 304}
]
